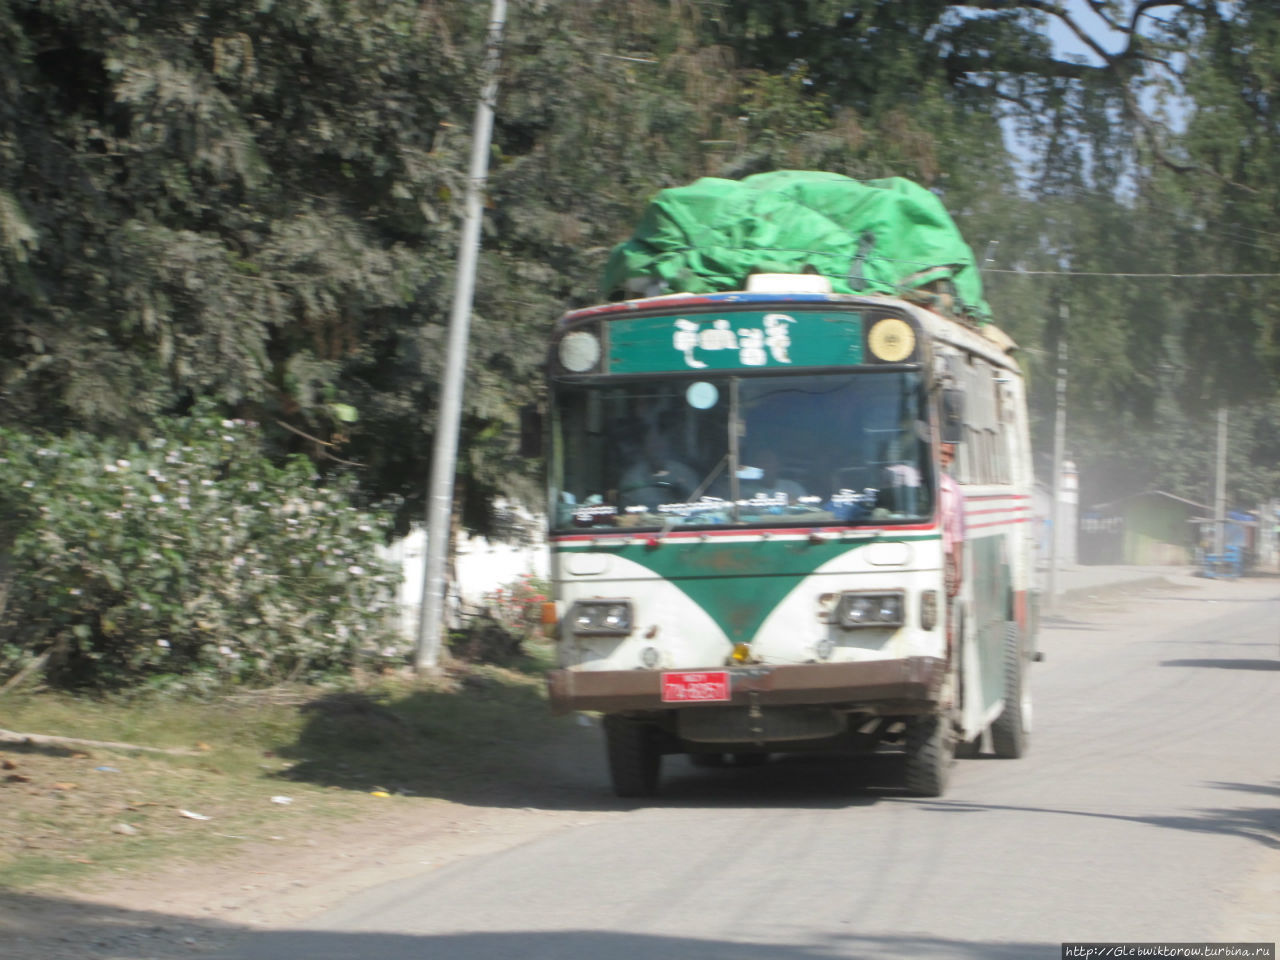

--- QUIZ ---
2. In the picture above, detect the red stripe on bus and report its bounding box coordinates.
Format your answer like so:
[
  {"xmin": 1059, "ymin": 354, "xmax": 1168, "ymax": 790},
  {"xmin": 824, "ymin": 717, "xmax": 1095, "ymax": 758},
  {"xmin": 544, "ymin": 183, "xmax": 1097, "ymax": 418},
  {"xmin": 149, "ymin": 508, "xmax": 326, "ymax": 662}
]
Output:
[
  {"xmin": 966, "ymin": 517, "xmax": 1031, "ymax": 531},
  {"xmin": 550, "ymin": 522, "xmax": 941, "ymax": 544}
]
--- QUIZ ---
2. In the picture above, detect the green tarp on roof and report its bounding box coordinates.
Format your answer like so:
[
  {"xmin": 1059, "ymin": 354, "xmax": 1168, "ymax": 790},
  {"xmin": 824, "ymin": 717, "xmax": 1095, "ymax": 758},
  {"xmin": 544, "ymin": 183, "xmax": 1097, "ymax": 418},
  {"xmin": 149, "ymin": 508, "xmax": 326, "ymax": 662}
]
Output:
[{"xmin": 602, "ymin": 170, "xmax": 991, "ymax": 322}]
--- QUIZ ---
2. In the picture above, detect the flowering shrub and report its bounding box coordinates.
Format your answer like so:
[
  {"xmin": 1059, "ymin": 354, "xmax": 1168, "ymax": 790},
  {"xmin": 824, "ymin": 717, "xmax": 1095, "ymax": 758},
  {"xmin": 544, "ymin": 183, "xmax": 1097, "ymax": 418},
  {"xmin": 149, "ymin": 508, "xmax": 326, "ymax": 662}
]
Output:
[
  {"xmin": 0, "ymin": 404, "xmax": 402, "ymax": 691},
  {"xmin": 482, "ymin": 574, "xmax": 550, "ymax": 641},
  {"xmin": 448, "ymin": 573, "xmax": 550, "ymax": 665}
]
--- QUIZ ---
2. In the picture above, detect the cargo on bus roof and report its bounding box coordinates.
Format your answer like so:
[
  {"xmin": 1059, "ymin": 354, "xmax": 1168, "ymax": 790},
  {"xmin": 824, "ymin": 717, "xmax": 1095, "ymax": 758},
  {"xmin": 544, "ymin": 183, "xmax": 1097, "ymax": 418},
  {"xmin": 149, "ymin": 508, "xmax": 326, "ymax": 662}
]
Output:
[{"xmin": 602, "ymin": 170, "xmax": 992, "ymax": 324}]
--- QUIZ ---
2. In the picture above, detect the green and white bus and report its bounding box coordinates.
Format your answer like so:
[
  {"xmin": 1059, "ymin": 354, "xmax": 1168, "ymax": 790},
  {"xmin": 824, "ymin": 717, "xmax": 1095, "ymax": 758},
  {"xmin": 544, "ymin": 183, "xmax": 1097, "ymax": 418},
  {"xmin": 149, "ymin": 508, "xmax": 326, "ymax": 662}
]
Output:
[{"xmin": 542, "ymin": 275, "xmax": 1037, "ymax": 797}]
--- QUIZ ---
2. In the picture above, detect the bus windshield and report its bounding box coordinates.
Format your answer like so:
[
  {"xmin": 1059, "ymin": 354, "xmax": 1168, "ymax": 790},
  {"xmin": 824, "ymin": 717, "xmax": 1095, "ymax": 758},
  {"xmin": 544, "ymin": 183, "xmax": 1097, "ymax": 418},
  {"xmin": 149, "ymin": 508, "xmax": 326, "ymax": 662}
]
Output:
[{"xmin": 551, "ymin": 371, "xmax": 934, "ymax": 532}]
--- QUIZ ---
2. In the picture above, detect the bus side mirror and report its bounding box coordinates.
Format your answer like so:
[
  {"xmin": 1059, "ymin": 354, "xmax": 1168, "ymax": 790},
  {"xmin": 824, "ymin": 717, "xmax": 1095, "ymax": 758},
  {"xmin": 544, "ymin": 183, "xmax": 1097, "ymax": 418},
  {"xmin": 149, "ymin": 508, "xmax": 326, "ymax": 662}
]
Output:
[
  {"xmin": 518, "ymin": 405, "xmax": 543, "ymax": 458},
  {"xmin": 940, "ymin": 388, "xmax": 964, "ymax": 445}
]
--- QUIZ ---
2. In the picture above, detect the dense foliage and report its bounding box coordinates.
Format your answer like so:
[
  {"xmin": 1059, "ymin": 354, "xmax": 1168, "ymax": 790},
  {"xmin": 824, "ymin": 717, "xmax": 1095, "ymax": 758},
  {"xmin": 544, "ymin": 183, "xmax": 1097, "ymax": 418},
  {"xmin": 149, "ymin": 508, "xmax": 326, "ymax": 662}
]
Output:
[
  {"xmin": 0, "ymin": 1, "xmax": 1277, "ymax": 685},
  {"xmin": 0, "ymin": 406, "xmax": 400, "ymax": 691},
  {"xmin": 2, "ymin": 2, "xmax": 1275, "ymax": 499}
]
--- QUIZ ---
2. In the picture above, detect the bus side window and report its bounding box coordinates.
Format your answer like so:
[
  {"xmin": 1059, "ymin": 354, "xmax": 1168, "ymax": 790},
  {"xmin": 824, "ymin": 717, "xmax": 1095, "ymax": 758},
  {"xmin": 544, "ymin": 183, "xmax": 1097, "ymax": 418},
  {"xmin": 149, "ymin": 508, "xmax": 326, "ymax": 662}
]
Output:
[
  {"xmin": 957, "ymin": 356, "xmax": 1015, "ymax": 486},
  {"xmin": 959, "ymin": 424, "xmax": 978, "ymax": 483},
  {"xmin": 959, "ymin": 355, "xmax": 982, "ymax": 483},
  {"xmin": 1000, "ymin": 381, "xmax": 1018, "ymax": 484}
]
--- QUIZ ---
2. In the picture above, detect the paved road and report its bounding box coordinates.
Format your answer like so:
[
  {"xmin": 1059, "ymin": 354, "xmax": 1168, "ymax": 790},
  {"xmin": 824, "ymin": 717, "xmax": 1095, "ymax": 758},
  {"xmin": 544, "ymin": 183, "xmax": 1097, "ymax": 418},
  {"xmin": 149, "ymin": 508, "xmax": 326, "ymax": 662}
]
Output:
[{"xmin": 219, "ymin": 575, "xmax": 1280, "ymax": 960}]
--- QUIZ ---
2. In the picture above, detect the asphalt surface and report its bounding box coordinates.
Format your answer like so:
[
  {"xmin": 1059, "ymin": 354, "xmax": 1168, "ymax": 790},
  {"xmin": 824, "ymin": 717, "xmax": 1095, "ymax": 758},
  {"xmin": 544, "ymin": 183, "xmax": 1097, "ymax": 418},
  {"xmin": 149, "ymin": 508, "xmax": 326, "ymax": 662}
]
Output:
[{"xmin": 213, "ymin": 572, "xmax": 1280, "ymax": 960}]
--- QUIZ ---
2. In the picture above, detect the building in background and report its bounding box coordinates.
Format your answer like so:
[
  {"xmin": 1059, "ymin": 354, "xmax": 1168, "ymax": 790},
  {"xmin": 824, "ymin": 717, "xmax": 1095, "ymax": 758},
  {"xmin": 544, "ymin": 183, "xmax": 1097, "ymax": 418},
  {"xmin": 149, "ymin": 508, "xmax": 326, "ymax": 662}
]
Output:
[
  {"xmin": 1032, "ymin": 458, "xmax": 1077, "ymax": 570},
  {"xmin": 1079, "ymin": 491, "xmax": 1208, "ymax": 566}
]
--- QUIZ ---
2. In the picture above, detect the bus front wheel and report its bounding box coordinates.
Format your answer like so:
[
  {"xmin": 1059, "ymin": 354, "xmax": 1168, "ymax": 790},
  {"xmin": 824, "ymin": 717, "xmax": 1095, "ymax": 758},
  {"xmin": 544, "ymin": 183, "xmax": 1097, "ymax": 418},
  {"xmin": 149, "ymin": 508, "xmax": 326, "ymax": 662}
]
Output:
[
  {"xmin": 604, "ymin": 715, "xmax": 661, "ymax": 797},
  {"xmin": 903, "ymin": 713, "xmax": 954, "ymax": 797}
]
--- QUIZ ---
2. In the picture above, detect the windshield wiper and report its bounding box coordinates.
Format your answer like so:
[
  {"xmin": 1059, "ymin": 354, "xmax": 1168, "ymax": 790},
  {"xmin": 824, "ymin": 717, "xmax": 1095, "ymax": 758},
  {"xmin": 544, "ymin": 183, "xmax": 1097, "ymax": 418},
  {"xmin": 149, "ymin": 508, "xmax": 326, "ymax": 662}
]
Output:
[
  {"xmin": 687, "ymin": 453, "xmax": 728, "ymax": 502},
  {"xmin": 653, "ymin": 453, "xmax": 731, "ymax": 537}
]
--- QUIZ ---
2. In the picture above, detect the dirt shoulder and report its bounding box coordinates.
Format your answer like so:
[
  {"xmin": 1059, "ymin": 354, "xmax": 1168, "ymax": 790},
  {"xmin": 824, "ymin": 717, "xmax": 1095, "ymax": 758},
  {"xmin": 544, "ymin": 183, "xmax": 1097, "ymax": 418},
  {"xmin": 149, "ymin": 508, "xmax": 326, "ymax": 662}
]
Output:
[
  {"xmin": 87, "ymin": 795, "xmax": 617, "ymax": 927},
  {"xmin": 1, "ymin": 713, "xmax": 622, "ymax": 960},
  {"xmin": 2, "ymin": 798, "xmax": 621, "ymax": 960}
]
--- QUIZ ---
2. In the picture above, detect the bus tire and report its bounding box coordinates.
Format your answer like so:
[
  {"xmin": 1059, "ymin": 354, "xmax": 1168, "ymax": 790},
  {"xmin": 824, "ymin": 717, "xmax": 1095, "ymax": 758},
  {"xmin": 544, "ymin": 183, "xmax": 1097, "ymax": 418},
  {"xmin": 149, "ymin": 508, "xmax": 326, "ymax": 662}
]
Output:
[
  {"xmin": 604, "ymin": 715, "xmax": 661, "ymax": 797},
  {"xmin": 903, "ymin": 713, "xmax": 954, "ymax": 797},
  {"xmin": 990, "ymin": 621, "xmax": 1030, "ymax": 759}
]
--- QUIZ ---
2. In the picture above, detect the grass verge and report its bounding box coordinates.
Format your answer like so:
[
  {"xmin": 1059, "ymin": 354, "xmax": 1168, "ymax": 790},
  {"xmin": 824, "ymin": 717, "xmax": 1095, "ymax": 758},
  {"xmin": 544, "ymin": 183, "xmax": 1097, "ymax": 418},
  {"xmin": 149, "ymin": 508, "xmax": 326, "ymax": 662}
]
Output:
[{"xmin": 0, "ymin": 643, "xmax": 565, "ymax": 894}]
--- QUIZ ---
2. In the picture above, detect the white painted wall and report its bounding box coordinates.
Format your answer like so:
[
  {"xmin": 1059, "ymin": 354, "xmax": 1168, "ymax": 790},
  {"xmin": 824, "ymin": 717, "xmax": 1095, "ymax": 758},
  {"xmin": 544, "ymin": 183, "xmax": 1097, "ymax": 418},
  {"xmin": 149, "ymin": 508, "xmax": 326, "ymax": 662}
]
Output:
[{"xmin": 379, "ymin": 520, "xmax": 549, "ymax": 643}]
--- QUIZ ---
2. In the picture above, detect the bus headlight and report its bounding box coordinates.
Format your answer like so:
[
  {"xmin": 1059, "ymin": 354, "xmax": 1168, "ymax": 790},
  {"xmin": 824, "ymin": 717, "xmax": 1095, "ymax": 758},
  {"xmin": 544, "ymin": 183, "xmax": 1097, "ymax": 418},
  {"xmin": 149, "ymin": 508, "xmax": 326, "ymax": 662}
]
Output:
[
  {"xmin": 834, "ymin": 591, "xmax": 905, "ymax": 629},
  {"xmin": 569, "ymin": 599, "xmax": 633, "ymax": 636}
]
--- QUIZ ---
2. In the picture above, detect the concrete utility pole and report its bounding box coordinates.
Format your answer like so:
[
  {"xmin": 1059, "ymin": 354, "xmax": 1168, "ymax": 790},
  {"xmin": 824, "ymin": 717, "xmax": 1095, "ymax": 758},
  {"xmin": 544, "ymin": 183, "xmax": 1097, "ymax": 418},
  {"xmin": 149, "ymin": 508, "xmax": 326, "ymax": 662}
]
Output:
[
  {"xmin": 416, "ymin": 0, "xmax": 508, "ymax": 673},
  {"xmin": 1047, "ymin": 304, "xmax": 1068, "ymax": 607},
  {"xmin": 1213, "ymin": 406, "xmax": 1228, "ymax": 557}
]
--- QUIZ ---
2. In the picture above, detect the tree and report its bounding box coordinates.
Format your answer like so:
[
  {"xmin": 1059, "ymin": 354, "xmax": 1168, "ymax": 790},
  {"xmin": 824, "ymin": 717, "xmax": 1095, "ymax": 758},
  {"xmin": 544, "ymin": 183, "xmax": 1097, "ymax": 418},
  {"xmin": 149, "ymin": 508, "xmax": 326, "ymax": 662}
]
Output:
[
  {"xmin": 0, "ymin": 1, "xmax": 489, "ymax": 502},
  {"xmin": 3, "ymin": 0, "xmax": 1275, "ymax": 534}
]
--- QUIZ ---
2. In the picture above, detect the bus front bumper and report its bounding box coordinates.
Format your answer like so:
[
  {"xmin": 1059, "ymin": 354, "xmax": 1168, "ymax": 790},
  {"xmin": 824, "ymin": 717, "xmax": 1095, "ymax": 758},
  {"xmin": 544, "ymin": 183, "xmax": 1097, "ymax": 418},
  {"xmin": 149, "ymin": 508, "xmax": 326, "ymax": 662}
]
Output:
[{"xmin": 546, "ymin": 656, "xmax": 946, "ymax": 717}]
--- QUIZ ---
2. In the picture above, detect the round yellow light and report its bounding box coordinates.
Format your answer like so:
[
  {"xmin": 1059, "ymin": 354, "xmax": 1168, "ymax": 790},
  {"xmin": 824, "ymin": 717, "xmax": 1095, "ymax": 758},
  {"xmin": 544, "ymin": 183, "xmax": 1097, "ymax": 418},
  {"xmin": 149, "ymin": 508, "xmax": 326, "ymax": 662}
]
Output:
[{"xmin": 868, "ymin": 317, "xmax": 916, "ymax": 362}]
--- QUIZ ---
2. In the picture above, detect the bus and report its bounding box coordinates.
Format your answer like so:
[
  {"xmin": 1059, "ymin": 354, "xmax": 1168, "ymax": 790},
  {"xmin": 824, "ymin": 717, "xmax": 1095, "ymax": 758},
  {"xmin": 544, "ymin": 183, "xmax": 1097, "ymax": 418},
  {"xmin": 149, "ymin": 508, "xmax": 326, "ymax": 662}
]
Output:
[{"xmin": 541, "ymin": 274, "xmax": 1037, "ymax": 797}]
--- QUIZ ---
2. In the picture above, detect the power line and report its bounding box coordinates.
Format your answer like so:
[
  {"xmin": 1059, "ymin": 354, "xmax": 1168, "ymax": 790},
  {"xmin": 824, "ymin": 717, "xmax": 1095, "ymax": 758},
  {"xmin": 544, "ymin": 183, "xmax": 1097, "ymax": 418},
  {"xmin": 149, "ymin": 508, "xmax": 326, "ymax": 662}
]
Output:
[{"xmin": 986, "ymin": 268, "xmax": 1280, "ymax": 279}]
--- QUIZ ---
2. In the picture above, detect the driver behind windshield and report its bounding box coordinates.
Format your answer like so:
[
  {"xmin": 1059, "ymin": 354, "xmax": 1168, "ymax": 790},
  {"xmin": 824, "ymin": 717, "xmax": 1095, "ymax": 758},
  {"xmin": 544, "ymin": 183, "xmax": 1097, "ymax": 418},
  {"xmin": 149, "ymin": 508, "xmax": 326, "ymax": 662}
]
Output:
[{"xmin": 616, "ymin": 420, "xmax": 700, "ymax": 511}]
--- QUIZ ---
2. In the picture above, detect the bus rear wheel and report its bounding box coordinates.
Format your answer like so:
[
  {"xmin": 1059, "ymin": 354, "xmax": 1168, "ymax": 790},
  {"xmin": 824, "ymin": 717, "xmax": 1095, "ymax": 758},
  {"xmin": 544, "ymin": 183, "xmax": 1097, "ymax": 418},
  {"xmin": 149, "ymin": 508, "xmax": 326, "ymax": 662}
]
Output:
[
  {"xmin": 903, "ymin": 713, "xmax": 954, "ymax": 797},
  {"xmin": 990, "ymin": 621, "xmax": 1031, "ymax": 759},
  {"xmin": 604, "ymin": 715, "xmax": 661, "ymax": 797}
]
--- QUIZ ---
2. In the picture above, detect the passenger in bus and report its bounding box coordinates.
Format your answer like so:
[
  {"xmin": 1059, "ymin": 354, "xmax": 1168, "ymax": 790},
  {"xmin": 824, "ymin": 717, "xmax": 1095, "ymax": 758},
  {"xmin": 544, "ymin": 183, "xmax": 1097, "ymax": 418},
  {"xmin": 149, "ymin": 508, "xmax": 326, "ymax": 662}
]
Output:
[
  {"xmin": 938, "ymin": 441, "xmax": 965, "ymax": 595},
  {"xmin": 617, "ymin": 427, "xmax": 699, "ymax": 510},
  {"xmin": 873, "ymin": 461, "xmax": 922, "ymax": 517}
]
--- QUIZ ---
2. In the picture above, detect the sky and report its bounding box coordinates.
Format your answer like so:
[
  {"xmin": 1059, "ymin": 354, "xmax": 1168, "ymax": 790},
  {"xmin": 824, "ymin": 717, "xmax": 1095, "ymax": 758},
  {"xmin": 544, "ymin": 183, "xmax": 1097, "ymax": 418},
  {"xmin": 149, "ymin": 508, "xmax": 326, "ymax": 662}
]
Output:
[{"xmin": 1046, "ymin": 0, "xmax": 1128, "ymax": 64}]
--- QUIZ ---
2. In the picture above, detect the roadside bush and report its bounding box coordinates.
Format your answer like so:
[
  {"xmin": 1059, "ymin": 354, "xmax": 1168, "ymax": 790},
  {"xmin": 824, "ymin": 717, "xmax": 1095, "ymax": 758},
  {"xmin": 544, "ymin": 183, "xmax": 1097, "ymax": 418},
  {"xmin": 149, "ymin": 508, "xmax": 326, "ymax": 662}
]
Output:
[
  {"xmin": 0, "ymin": 404, "xmax": 403, "ymax": 691},
  {"xmin": 448, "ymin": 574, "xmax": 550, "ymax": 665},
  {"xmin": 483, "ymin": 574, "xmax": 550, "ymax": 641}
]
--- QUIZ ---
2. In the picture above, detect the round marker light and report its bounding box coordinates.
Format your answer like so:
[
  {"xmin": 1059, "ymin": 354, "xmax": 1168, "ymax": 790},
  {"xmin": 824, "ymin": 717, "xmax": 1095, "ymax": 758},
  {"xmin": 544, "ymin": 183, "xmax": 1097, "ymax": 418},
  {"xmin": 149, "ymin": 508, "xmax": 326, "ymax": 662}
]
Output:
[
  {"xmin": 558, "ymin": 330, "xmax": 601, "ymax": 373},
  {"xmin": 867, "ymin": 317, "xmax": 916, "ymax": 362}
]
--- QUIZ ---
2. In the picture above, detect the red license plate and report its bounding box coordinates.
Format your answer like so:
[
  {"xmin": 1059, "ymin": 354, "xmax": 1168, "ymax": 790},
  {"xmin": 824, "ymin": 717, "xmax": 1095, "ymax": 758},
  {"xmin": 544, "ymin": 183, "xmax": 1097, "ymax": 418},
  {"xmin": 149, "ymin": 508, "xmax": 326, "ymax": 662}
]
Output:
[{"xmin": 661, "ymin": 671, "xmax": 731, "ymax": 703}]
